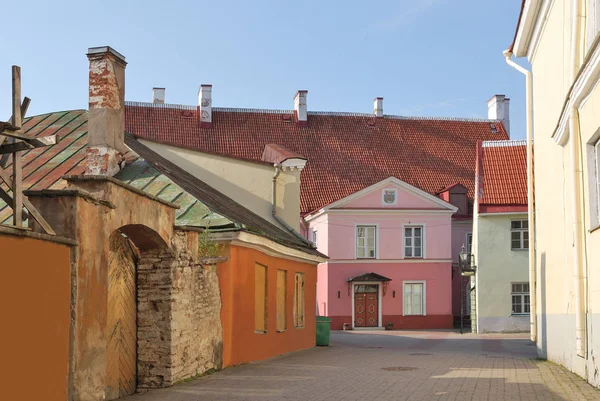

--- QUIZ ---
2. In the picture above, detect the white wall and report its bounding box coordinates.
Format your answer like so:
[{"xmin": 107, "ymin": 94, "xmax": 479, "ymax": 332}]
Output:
[{"xmin": 474, "ymin": 212, "xmax": 529, "ymax": 333}]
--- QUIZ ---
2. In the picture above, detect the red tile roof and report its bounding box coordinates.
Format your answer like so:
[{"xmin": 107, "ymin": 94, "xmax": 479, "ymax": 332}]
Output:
[
  {"xmin": 124, "ymin": 103, "xmax": 509, "ymax": 215},
  {"xmin": 478, "ymin": 140, "xmax": 528, "ymax": 206}
]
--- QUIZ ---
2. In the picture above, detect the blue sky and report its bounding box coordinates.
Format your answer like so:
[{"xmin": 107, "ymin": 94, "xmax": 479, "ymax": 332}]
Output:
[{"xmin": 0, "ymin": 0, "xmax": 527, "ymax": 138}]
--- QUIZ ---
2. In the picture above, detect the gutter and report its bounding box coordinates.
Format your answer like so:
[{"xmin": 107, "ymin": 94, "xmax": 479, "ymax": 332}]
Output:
[
  {"xmin": 272, "ymin": 164, "xmax": 315, "ymax": 247},
  {"xmin": 569, "ymin": 0, "xmax": 587, "ymax": 358},
  {"xmin": 503, "ymin": 49, "xmax": 537, "ymax": 343}
]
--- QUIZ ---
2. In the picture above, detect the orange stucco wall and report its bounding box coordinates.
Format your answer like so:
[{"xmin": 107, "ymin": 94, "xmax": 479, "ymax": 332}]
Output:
[
  {"xmin": 0, "ymin": 233, "xmax": 72, "ymax": 401},
  {"xmin": 219, "ymin": 245, "xmax": 317, "ymax": 367}
]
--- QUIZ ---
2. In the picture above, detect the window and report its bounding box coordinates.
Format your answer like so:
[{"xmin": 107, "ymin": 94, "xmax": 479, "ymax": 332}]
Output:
[
  {"xmin": 511, "ymin": 283, "xmax": 530, "ymax": 315},
  {"xmin": 592, "ymin": 138, "xmax": 600, "ymax": 227},
  {"xmin": 276, "ymin": 270, "xmax": 287, "ymax": 332},
  {"xmin": 404, "ymin": 225, "xmax": 424, "ymax": 258},
  {"xmin": 293, "ymin": 273, "xmax": 305, "ymax": 328},
  {"xmin": 466, "ymin": 233, "xmax": 473, "ymax": 253},
  {"xmin": 254, "ymin": 263, "xmax": 267, "ymax": 333},
  {"xmin": 587, "ymin": 0, "xmax": 600, "ymax": 51},
  {"xmin": 356, "ymin": 226, "xmax": 376, "ymax": 258},
  {"xmin": 312, "ymin": 230, "xmax": 318, "ymax": 247},
  {"xmin": 450, "ymin": 192, "xmax": 467, "ymax": 215},
  {"xmin": 511, "ymin": 220, "xmax": 529, "ymax": 250},
  {"xmin": 404, "ymin": 282, "xmax": 425, "ymax": 315}
]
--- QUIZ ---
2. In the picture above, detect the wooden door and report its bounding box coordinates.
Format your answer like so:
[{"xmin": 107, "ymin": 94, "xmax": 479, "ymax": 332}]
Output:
[
  {"xmin": 106, "ymin": 234, "xmax": 137, "ymax": 400},
  {"xmin": 354, "ymin": 284, "xmax": 379, "ymax": 328}
]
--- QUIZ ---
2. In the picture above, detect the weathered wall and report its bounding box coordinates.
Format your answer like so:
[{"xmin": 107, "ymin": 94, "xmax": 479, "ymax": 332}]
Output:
[
  {"xmin": 0, "ymin": 232, "xmax": 72, "ymax": 401},
  {"xmin": 219, "ymin": 244, "xmax": 317, "ymax": 367},
  {"xmin": 474, "ymin": 213, "xmax": 529, "ymax": 333},
  {"xmin": 139, "ymin": 139, "xmax": 302, "ymax": 231},
  {"xmin": 28, "ymin": 179, "xmax": 223, "ymax": 400}
]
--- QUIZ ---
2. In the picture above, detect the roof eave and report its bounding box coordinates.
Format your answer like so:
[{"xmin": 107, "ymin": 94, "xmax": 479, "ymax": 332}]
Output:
[{"xmin": 512, "ymin": 0, "xmax": 543, "ymax": 58}]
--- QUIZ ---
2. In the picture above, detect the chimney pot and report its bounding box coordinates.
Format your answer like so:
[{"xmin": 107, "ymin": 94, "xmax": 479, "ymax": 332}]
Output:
[
  {"xmin": 198, "ymin": 84, "xmax": 212, "ymax": 128},
  {"xmin": 487, "ymin": 94, "xmax": 510, "ymax": 136},
  {"xmin": 86, "ymin": 46, "xmax": 127, "ymax": 176},
  {"xmin": 374, "ymin": 97, "xmax": 383, "ymax": 117},
  {"xmin": 153, "ymin": 87, "xmax": 165, "ymax": 104},
  {"xmin": 294, "ymin": 90, "xmax": 308, "ymax": 126}
]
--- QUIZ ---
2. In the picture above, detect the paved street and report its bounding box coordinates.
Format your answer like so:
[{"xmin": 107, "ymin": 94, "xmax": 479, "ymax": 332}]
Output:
[{"xmin": 124, "ymin": 330, "xmax": 600, "ymax": 401}]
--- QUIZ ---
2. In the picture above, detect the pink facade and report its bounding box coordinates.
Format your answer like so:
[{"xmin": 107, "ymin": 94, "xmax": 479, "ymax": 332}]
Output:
[{"xmin": 308, "ymin": 179, "xmax": 458, "ymax": 330}]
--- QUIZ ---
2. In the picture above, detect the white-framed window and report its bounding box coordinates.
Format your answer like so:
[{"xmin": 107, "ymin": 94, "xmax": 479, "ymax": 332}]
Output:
[
  {"xmin": 403, "ymin": 281, "xmax": 426, "ymax": 316},
  {"xmin": 511, "ymin": 282, "xmax": 530, "ymax": 315},
  {"xmin": 511, "ymin": 220, "xmax": 529, "ymax": 250},
  {"xmin": 356, "ymin": 225, "xmax": 376, "ymax": 259},
  {"xmin": 404, "ymin": 225, "xmax": 424, "ymax": 258},
  {"xmin": 589, "ymin": 137, "xmax": 600, "ymax": 229},
  {"xmin": 587, "ymin": 0, "xmax": 600, "ymax": 51},
  {"xmin": 466, "ymin": 233, "xmax": 473, "ymax": 253},
  {"xmin": 312, "ymin": 230, "xmax": 318, "ymax": 247}
]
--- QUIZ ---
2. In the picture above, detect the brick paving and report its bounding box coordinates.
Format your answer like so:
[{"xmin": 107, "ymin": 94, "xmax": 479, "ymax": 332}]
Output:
[{"xmin": 123, "ymin": 330, "xmax": 600, "ymax": 401}]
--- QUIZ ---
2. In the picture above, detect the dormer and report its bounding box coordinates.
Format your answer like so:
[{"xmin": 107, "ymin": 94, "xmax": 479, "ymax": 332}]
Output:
[{"xmin": 437, "ymin": 183, "xmax": 468, "ymax": 216}]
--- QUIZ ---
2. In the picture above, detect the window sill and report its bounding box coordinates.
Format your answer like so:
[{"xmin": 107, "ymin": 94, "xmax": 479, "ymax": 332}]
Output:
[
  {"xmin": 276, "ymin": 329, "xmax": 287, "ymax": 333},
  {"xmin": 356, "ymin": 258, "xmax": 377, "ymax": 260},
  {"xmin": 511, "ymin": 248, "xmax": 529, "ymax": 251},
  {"xmin": 590, "ymin": 224, "xmax": 600, "ymax": 234},
  {"xmin": 404, "ymin": 257, "xmax": 424, "ymax": 260},
  {"xmin": 402, "ymin": 314, "xmax": 427, "ymax": 317},
  {"xmin": 294, "ymin": 326, "xmax": 305, "ymax": 329},
  {"xmin": 254, "ymin": 330, "xmax": 267, "ymax": 335},
  {"xmin": 511, "ymin": 314, "xmax": 530, "ymax": 317}
]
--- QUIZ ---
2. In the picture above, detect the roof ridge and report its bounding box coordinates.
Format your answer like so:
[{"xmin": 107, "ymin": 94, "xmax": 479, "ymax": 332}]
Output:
[
  {"xmin": 125, "ymin": 101, "xmax": 502, "ymax": 123},
  {"xmin": 482, "ymin": 139, "xmax": 527, "ymax": 147},
  {"xmin": 24, "ymin": 109, "xmax": 88, "ymax": 119}
]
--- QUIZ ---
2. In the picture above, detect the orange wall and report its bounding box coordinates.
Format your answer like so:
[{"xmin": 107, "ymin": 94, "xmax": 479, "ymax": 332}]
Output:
[
  {"xmin": 219, "ymin": 245, "xmax": 317, "ymax": 367},
  {"xmin": 0, "ymin": 233, "xmax": 72, "ymax": 401}
]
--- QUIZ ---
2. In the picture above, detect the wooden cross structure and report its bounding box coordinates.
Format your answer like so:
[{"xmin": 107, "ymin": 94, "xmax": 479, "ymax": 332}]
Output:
[{"xmin": 0, "ymin": 66, "xmax": 57, "ymax": 235}]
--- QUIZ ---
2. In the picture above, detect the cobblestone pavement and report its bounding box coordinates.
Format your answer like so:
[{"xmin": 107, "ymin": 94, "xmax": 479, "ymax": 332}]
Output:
[{"xmin": 123, "ymin": 330, "xmax": 600, "ymax": 400}]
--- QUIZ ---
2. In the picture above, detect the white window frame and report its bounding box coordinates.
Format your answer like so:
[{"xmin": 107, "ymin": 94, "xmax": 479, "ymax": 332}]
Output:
[
  {"xmin": 402, "ymin": 224, "xmax": 426, "ymax": 259},
  {"xmin": 312, "ymin": 229, "xmax": 318, "ymax": 247},
  {"xmin": 355, "ymin": 225, "xmax": 378, "ymax": 259},
  {"xmin": 511, "ymin": 282, "xmax": 530, "ymax": 315},
  {"xmin": 402, "ymin": 280, "xmax": 427, "ymax": 316},
  {"xmin": 587, "ymin": 0, "xmax": 600, "ymax": 51},
  {"xmin": 587, "ymin": 133, "xmax": 600, "ymax": 230},
  {"xmin": 466, "ymin": 233, "xmax": 473, "ymax": 254},
  {"xmin": 510, "ymin": 220, "xmax": 529, "ymax": 250}
]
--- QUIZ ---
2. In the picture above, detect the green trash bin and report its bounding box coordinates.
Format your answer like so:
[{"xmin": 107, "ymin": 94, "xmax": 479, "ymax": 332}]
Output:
[{"xmin": 316, "ymin": 316, "xmax": 332, "ymax": 346}]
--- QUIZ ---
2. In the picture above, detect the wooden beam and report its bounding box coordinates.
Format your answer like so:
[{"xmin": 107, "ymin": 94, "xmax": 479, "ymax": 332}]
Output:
[
  {"xmin": 0, "ymin": 142, "xmax": 34, "ymax": 154},
  {"xmin": 0, "ymin": 187, "xmax": 28, "ymax": 218},
  {"xmin": 0, "ymin": 168, "xmax": 55, "ymax": 235},
  {"xmin": 0, "ymin": 130, "xmax": 58, "ymax": 147},
  {"xmin": 12, "ymin": 151, "xmax": 22, "ymax": 226},
  {"xmin": 0, "ymin": 97, "xmax": 31, "ymax": 147},
  {"xmin": 12, "ymin": 66, "xmax": 21, "ymax": 129}
]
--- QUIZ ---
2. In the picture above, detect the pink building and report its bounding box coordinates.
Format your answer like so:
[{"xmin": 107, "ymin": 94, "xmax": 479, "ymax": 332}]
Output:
[{"xmin": 305, "ymin": 178, "xmax": 458, "ymax": 329}]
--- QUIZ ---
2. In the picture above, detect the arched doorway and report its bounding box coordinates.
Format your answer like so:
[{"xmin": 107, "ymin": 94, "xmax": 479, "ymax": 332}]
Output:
[{"xmin": 105, "ymin": 225, "xmax": 169, "ymax": 400}]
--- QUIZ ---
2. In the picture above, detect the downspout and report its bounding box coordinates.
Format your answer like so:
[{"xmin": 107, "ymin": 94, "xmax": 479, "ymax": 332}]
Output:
[
  {"xmin": 503, "ymin": 49, "xmax": 537, "ymax": 343},
  {"xmin": 570, "ymin": 0, "xmax": 587, "ymax": 358},
  {"xmin": 272, "ymin": 164, "xmax": 315, "ymax": 247}
]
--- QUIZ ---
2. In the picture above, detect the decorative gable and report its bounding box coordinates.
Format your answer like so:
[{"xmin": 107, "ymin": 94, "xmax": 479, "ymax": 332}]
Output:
[{"xmin": 322, "ymin": 177, "xmax": 458, "ymax": 212}]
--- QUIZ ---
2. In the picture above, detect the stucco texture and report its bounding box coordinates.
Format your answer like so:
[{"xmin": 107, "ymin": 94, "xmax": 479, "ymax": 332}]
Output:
[
  {"xmin": 219, "ymin": 244, "xmax": 317, "ymax": 367},
  {"xmin": 0, "ymin": 233, "xmax": 72, "ymax": 401},
  {"xmin": 474, "ymin": 213, "xmax": 529, "ymax": 333}
]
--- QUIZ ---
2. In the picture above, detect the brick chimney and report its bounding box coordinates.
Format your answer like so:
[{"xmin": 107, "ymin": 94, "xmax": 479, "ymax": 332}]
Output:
[
  {"xmin": 487, "ymin": 94, "xmax": 510, "ymax": 136},
  {"xmin": 294, "ymin": 90, "xmax": 308, "ymax": 127},
  {"xmin": 198, "ymin": 84, "xmax": 212, "ymax": 128},
  {"xmin": 152, "ymin": 87, "xmax": 165, "ymax": 104},
  {"xmin": 374, "ymin": 97, "xmax": 383, "ymax": 117},
  {"xmin": 86, "ymin": 46, "xmax": 127, "ymax": 176}
]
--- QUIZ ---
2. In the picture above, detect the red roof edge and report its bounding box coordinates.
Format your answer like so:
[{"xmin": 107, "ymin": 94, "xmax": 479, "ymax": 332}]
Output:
[
  {"xmin": 436, "ymin": 182, "xmax": 468, "ymax": 194},
  {"xmin": 479, "ymin": 205, "xmax": 528, "ymax": 213},
  {"xmin": 475, "ymin": 140, "xmax": 484, "ymax": 208},
  {"xmin": 262, "ymin": 143, "xmax": 307, "ymax": 164}
]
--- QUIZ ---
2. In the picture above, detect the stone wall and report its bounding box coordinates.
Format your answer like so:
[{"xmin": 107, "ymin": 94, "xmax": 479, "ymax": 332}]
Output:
[{"xmin": 137, "ymin": 230, "xmax": 223, "ymax": 390}]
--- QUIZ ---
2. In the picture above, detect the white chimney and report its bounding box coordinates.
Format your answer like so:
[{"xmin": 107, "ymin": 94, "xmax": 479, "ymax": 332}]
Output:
[
  {"xmin": 374, "ymin": 97, "xmax": 383, "ymax": 117},
  {"xmin": 487, "ymin": 95, "xmax": 510, "ymax": 135},
  {"xmin": 152, "ymin": 87, "xmax": 165, "ymax": 104},
  {"xmin": 294, "ymin": 90, "xmax": 308, "ymax": 127},
  {"xmin": 198, "ymin": 84, "xmax": 212, "ymax": 128}
]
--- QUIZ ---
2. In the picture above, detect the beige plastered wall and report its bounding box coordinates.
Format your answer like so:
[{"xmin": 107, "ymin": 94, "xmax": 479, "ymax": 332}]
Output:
[{"xmin": 139, "ymin": 139, "xmax": 302, "ymax": 231}]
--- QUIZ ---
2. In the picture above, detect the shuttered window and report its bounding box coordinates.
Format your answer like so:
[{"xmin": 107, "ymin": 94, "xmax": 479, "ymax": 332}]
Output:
[
  {"xmin": 254, "ymin": 263, "xmax": 267, "ymax": 333},
  {"xmin": 276, "ymin": 270, "xmax": 287, "ymax": 332},
  {"xmin": 294, "ymin": 273, "xmax": 305, "ymax": 328}
]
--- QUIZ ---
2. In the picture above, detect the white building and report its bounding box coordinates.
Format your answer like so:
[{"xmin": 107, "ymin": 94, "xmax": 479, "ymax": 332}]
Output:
[{"xmin": 472, "ymin": 140, "xmax": 530, "ymax": 333}]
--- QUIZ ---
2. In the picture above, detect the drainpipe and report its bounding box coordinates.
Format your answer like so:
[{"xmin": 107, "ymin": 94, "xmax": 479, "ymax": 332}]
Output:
[
  {"xmin": 272, "ymin": 164, "xmax": 315, "ymax": 247},
  {"xmin": 503, "ymin": 49, "xmax": 537, "ymax": 343},
  {"xmin": 569, "ymin": 0, "xmax": 586, "ymax": 358}
]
